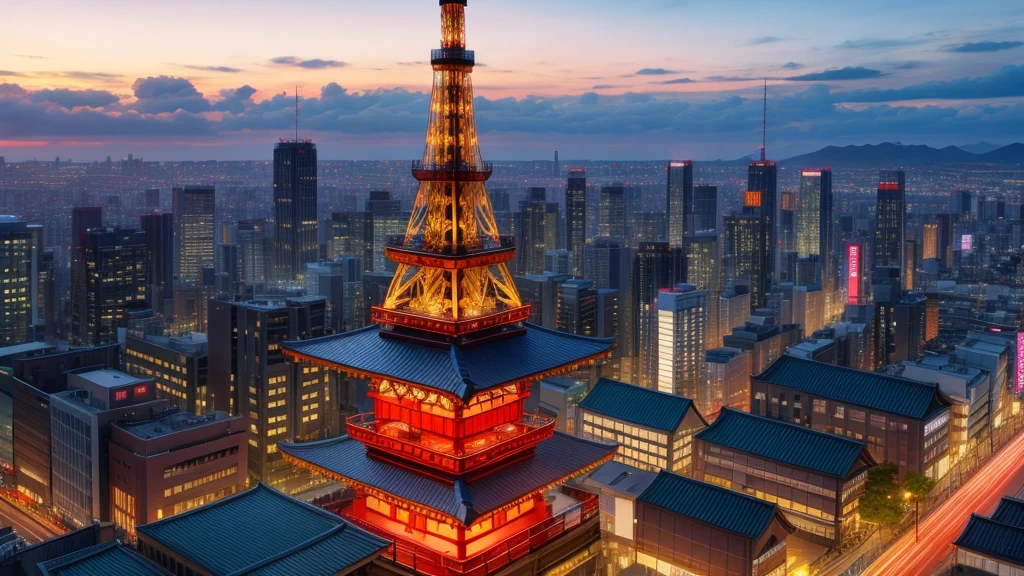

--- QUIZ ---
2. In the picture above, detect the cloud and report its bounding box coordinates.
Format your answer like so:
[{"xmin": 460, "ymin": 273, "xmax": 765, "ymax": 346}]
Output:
[
  {"xmin": 705, "ymin": 76, "xmax": 757, "ymax": 82},
  {"xmin": 131, "ymin": 76, "xmax": 210, "ymax": 114},
  {"xmin": 592, "ymin": 84, "xmax": 619, "ymax": 90},
  {"xmin": 15, "ymin": 54, "xmax": 47, "ymax": 60},
  {"xmin": 212, "ymin": 85, "xmax": 257, "ymax": 114},
  {"xmin": 786, "ymin": 66, "xmax": 885, "ymax": 81},
  {"xmin": 781, "ymin": 62, "xmax": 803, "ymax": 70},
  {"xmin": 0, "ymin": 71, "xmax": 27, "ymax": 77},
  {"xmin": 184, "ymin": 65, "xmax": 245, "ymax": 73},
  {"xmin": 29, "ymin": 88, "xmax": 119, "ymax": 108},
  {"xmin": 51, "ymin": 71, "xmax": 122, "ymax": 80},
  {"xmin": 635, "ymin": 68, "xmax": 676, "ymax": 76},
  {"xmin": 837, "ymin": 64, "xmax": 1024, "ymax": 101},
  {"xmin": 835, "ymin": 38, "xmax": 923, "ymax": 50},
  {"xmin": 653, "ymin": 78, "xmax": 695, "ymax": 85},
  {"xmin": 398, "ymin": 61, "xmax": 427, "ymax": 67},
  {"xmin": 270, "ymin": 57, "xmax": 348, "ymax": 69},
  {"xmin": 892, "ymin": 61, "xmax": 925, "ymax": 70},
  {"xmin": 747, "ymin": 36, "xmax": 781, "ymax": 45},
  {"xmin": 946, "ymin": 41, "xmax": 1024, "ymax": 53}
]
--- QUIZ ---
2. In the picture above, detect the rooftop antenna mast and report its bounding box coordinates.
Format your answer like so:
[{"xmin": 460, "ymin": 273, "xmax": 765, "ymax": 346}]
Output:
[
  {"xmin": 760, "ymin": 78, "xmax": 767, "ymax": 161},
  {"xmin": 294, "ymin": 86, "xmax": 299, "ymax": 141}
]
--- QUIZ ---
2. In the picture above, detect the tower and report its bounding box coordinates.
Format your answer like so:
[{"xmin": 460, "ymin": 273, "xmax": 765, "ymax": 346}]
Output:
[
  {"xmin": 140, "ymin": 212, "xmax": 174, "ymax": 312},
  {"xmin": 873, "ymin": 170, "xmax": 906, "ymax": 283},
  {"xmin": 599, "ymin": 185, "xmax": 627, "ymax": 241},
  {"xmin": 276, "ymin": 4, "xmax": 616, "ymax": 573},
  {"xmin": 273, "ymin": 140, "xmax": 318, "ymax": 282},
  {"xmin": 657, "ymin": 284, "xmax": 708, "ymax": 400},
  {"xmin": 749, "ymin": 82, "xmax": 777, "ymax": 285},
  {"xmin": 667, "ymin": 160, "xmax": 693, "ymax": 246},
  {"xmin": 172, "ymin": 187, "xmax": 214, "ymax": 284},
  {"xmin": 565, "ymin": 168, "xmax": 587, "ymax": 277}
]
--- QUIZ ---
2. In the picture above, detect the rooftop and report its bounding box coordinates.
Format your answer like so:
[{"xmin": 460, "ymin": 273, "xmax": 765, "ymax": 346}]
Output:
[
  {"xmin": 578, "ymin": 378, "xmax": 701, "ymax": 432},
  {"xmin": 583, "ymin": 461, "xmax": 657, "ymax": 498},
  {"xmin": 638, "ymin": 471, "xmax": 790, "ymax": 540},
  {"xmin": 38, "ymin": 541, "xmax": 167, "ymax": 576},
  {"xmin": 72, "ymin": 369, "xmax": 148, "ymax": 389},
  {"xmin": 705, "ymin": 348, "xmax": 747, "ymax": 364},
  {"xmin": 992, "ymin": 497, "xmax": 1024, "ymax": 528},
  {"xmin": 136, "ymin": 484, "xmax": 388, "ymax": 576},
  {"xmin": 954, "ymin": 514, "xmax": 1024, "ymax": 567},
  {"xmin": 754, "ymin": 356, "xmax": 950, "ymax": 420},
  {"xmin": 0, "ymin": 341, "xmax": 56, "ymax": 362},
  {"xmin": 695, "ymin": 408, "xmax": 872, "ymax": 478},
  {"xmin": 281, "ymin": 323, "xmax": 614, "ymax": 402},
  {"xmin": 278, "ymin": 432, "xmax": 616, "ymax": 526},
  {"xmin": 116, "ymin": 411, "xmax": 238, "ymax": 440}
]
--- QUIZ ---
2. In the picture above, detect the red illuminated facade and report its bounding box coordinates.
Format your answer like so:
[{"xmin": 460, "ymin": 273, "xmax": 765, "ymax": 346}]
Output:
[
  {"xmin": 848, "ymin": 243, "xmax": 862, "ymax": 305},
  {"xmin": 278, "ymin": 2, "xmax": 617, "ymax": 574}
]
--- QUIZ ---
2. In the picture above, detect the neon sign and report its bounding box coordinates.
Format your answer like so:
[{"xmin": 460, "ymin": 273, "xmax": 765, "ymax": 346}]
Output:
[
  {"xmin": 114, "ymin": 390, "xmax": 128, "ymax": 402},
  {"xmin": 847, "ymin": 244, "xmax": 861, "ymax": 305},
  {"xmin": 1016, "ymin": 332, "xmax": 1024, "ymax": 394},
  {"xmin": 134, "ymin": 385, "xmax": 148, "ymax": 396}
]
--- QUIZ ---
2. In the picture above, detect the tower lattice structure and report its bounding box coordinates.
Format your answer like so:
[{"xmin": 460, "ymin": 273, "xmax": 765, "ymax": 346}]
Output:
[{"xmin": 372, "ymin": 0, "xmax": 527, "ymax": 338}]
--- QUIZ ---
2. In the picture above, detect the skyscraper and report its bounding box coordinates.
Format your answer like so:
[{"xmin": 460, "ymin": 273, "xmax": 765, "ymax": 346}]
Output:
[
  {"xmin": 328, "ymin": 211, "xmax": 373, "ymax": 272},
  {"xmin": 692, "ymin": 184, "xmax": 718, "ymax": 235},
  {"xmin": 951, "ymin": 190, "xmax": 971, "ymax": 219},
  {"xmin": 514, "ymin": 187, "xmax": 560, "ymax": 275},
  {"xmin": 172, "ymin": 187, "xmax": 215, "ymax": 284},
  {"xmin": 69, "ymin": 229, "xmax": 149, "ymax": 346},
  {"xmin": 305, "ymin": 257, "xmax": 366, "ymax": 334},
  {"xmin": 631, "ymin": 242, "xmax": 683, "ymax": 387},
  {"xmin": 796, "ymin": 168, "xmax": 833, "ymax": 272},
  {"xmin": 71, "ymin": 206, "xmax": 102, "ymax": 248},
  {"xmin": 723, "ymin": 193, "xmax": 768, "ymax": 311},
  {"xmin": 565, "ymin": 168, "xmax": 587, "ymax": 277},
  {"xmin": 923, "ymin": 223, "xmax": 938, "ymax": 261},
  {"xmin": 667, "ymin": 160, "xmax": 693, "ymax": 246},
  {"xmin": 557, "ymin": 278, "xmax": 596, "ymax": 336},
  {"xmin": 0, "ymin": 217, "xmax": 36, "ymax": 345},
  {"xmin": 273, "ymin": 140, "xmax": 318, "ymax": 282},
  {"xmin": 779, "ymin": 191, "xmax": 798, "ymax": 283},
  {"xmin": 748, "ymin": 160, "xmax": 777, "ymax": 284},
  {"xmin": 873, "ymin": 170, "xmax": 906, "ymax": 281},
  {"xmin": 657, "ymin": 284, "xmax": 708, "ymax": 400},
  {"xmin": 366, "ymin": 191, "xmax": 405, "ymax": 273},
  {"xmin": 236, "ymin": 220, "xmax": 271, "ymax": 284},
  {"xmin": 140, "ymin": 212, "xmax": 174, "ymax": 312},
  {"xmin": 599, "ymin": 185, "xmax": 627, "ymax": 241},
  {"xmin": 684, "ymin": 232, "xmax": 720, "ymax": 349}
]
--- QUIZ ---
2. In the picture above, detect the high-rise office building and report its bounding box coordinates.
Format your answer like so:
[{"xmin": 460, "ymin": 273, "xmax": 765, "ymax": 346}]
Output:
[
  {"xmin": 145, "ymin": 188, "xmax": 161, "ymax": 208},
  {"xmin": 584, "ymin": 238, "xmax": 631, "ymax": 292},
  {"xmin": 873, "ymin": 170, "xmax": 906, "ymax": 278},
  {"xmin": 748, "ymin": 160, "xmax": 777, "ymax": 284},
  {"xmin": 631, "ymin": 242, "xmax": 683, "ymax": 387},
  {"xmin": 656, "ymin": 284, "xmax": 707, "ymax": 400},
  {"xmin": 904, "ymin": 238, "xmax": 916, "ymax": 291},
  {"xmin": 779, "ymin": 191, "xmax": 798, "ymax": 283},
  {"xmin": 140, "ymin": 213, "xmax": 174, "ymax": 312},
  {"xmin": 305, "ymin": 258, "xmax": 366, "ymax": 334},
  {"xmin": 172, "ymin": 187, "xmax": 215, "ymax": 284},
  {"xmin": 557, "ymin": 279, "xmax": 596, "ymax": 336},
  {"xmin": 71, "ymin": 207, "xmax": 102, "ymax": 248},
  {"xmin": 366, "ymin": 191, "xmax": 405, "ymax": 273},
  {"xmin": 273, "ymin": 140, "xmax": 318, "ymax": 282},
  {"xmin": 328, "ymin": 211, "xmax": 373, "ymax": 272},
  {"xmin": 923, "ymin": 223, "xmax": 939, "ymax": 261},
  {"xmin": 599, "ymin": 185, "xmax": 627, "ymax": 241},
  {"xmin": 69, "ymin": 229, "xmax": 149, "ymax": 347},
  {"xmin": 797, "ymin": 169, "xmax": 833, "ymax": 279},
  {"xmin": 236, "ymin": 220, "xmax": 271, "ymax": 284},
  {"xmin": 951, "ymin": 190, "xmax": 971, "ymax": 219},
  {"xmin": 667, "ymin": 160, "xmax": 693, "ymax": 246},
  {"xmin": 565, "ymin": 169, "xmax": 587, "ymax": 277},
  {"xmin": 683, "ymin": 232, "xmax": 720, "ymax": 350},
  {"xmin": 0, "ymin": 217, "xmax": 36, "ymax": 345},
  {"xmin": 514, "ymin": 187, "xmax": 560, "ymax": 275},
  {"xmin": 126, "ymin": 332, "xmax": 209, "ymax": 415},
  {"xmin": 544, "ymin": 249, "xmax": 570, "ymax": 275},
  {"xmin": 692, "ymin": 185, "xmax": 718, "ymax": 235},
  {"xmin": 723, "ymin": 203, "xmax": 768, "ymax": 311}
]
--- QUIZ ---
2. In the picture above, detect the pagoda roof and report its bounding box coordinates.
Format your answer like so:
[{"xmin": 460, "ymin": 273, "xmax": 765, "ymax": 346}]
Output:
[
  {"xmin": 281, "ymin": 323, "xmax": 614, "ymax": 402},
  {"xmin": 279, "ymin": 432, "xmax": 616, "ymax": 526},
  {"xmin": 38, "ymin": 541, "xmax": 168, "ymax": 576}
]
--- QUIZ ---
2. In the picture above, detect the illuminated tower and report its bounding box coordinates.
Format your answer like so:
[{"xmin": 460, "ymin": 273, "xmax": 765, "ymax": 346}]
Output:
[
  {"xmin": 667, "ymin": 160, "xmax": 692, "ymax": 246},
  {"xmin": 565, "ymin": 168, "xmax": 587, "ymax": 278},
  {"xmin": 172, "ymin": 186, "xmax": 214, "ymax": 284},
  {"xmin": 274, "ymin": 140, "xmax": 318, "ymax": 281},
  {"xmin": 278, "ymin": 4, "xmax": 616, "ymax": 573},
  {"xmin": 874, "ymin": 170, "xmax": 906, "ymax": 282}
]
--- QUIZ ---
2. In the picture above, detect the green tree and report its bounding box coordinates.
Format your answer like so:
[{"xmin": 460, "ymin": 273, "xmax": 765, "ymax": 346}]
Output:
[
  {"xmin": 859, "ymin": 463, "xmax": 905, "ymax": 527},
  {"xmin": 902, "ymin": 472, "xmax": 936, "ymax": 500}
]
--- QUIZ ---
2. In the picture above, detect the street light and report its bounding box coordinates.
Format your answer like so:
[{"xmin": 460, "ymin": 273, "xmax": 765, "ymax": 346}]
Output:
[{"xmin": 904, "ymin": 491, "xmax": 919, "ymax": 543}]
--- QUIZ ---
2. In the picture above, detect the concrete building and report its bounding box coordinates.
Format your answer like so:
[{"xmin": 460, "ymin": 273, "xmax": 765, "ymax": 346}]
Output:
[
  {"xmin": 792, "ymin": 285, "xmax": 824, "ymax": 337},
  {"xmin": 715, "ymin": 290, "xmax": 751, "ymax": 349},
  {"xmin": 0, "ymin": 217, "xmax": 41, "ymax": 346},
  {"xmin": 901, "ymin": 356, "xmax": 991, "ymax": 463},
  {"xmin": 125, "ymin": 333, "xmax": 209, "ymax": 415},
  {"xmin": 172, "ymin": 187, "xmax": 215, "ymax": 285},
  {"xmin": 69, "ymin": 229, "xmax": 150, "ymax": 347},
  {"xmin": 544, "ymin": 249, "xmax": 570, "ymax": 276},
  {"xmin": 273, "ymin": 141, "xmax": 318, "ymax": 282},
  {"xmin": 557, "ymin": 279, "xmax": 596, "ymax": 336},
  {"xmin": 525, "ymin": 377, "xmax": 587, "ymax": 435},
  {"xmin": 305, "ymin": 258, "xmax": 366, "ymax": 334},
  {"xmin": 704, "ymin": 348, "xmax": 752, "ymax": 419},
  {"xmin": 722, "ymin": 315, "xmax": 802, "ymax": 376},
  {"xmin": 578, "ymin": 378, "xmax": 707, "ymax": 474},
  {"xmin": 514, "ymin": 188, "xmax": 560, "ymax": 276},
  {"xmin": 108, "ymin": 411, "xmax": 247, "ymax": 536},
  {"xmin": 656, "ymin": 284, "xmax": 708, "ymax": 399},
  {"xmin": 565, "ymin": 169, "xmax": 587, "ymax": 278},
  {"xmin": 514, "ymin": 273, "xmax": 569, "ymax": 329},
  {"xmin": 695, "ymin": 409, "xmax": 876, "ymax": 547}
]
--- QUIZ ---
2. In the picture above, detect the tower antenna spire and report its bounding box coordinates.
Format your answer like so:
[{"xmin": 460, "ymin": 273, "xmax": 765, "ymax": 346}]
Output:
[
  {"xmin": 761, "ymin": 78, "xmax": 767, "ymax": 161},
  {"xmin": 294, "ymin": 86, "xmax": 299, "ymax": 141}
]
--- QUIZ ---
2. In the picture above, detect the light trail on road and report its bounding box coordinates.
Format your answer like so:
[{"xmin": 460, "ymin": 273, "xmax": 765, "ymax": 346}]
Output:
[
  {"xmin": 0, "ymin": 497, "xmax": 57, "ymax": 544},
  {"xmin": 865, "ymin": 429, "xmax": 1024, "ymax": 576}
]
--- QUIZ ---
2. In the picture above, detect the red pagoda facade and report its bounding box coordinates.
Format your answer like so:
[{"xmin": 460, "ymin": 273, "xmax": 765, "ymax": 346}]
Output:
[{"xmin": 278, "ymin": 2, "xmax": 617, "ymax": 574}]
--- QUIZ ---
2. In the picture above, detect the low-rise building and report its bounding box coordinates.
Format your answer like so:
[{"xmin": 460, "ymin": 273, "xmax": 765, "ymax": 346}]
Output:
[
  {"xmin": 525, "ymin": 377, "xmax": 587, "ymax": 435},
  {"xmin": 578, "ymin": 378, "xmax": 706, "ymax": 474},
  {"xmin": 954, "ymin": 496, "xmax": 1024, "ymax": 575},
  {"xmin": 582, "ymin": 461, "xmax": 656, "ymax": 569},
  {"xmin": 108, "ymin": 411, "xmax": 248, "ymax": 537},
  {"xmin": 722, "ymin": 316, "xmax": 802, "ymax": 375},
  {"xmin": 752, "ymin": 356, "xmax": 953, "ymax": 480},
  {"xmin": 635, "ymin": 470, "xmax": 794, "ymax": 576},
  {"xmin": 694, "ymin": 409, "xmax": 876, "ymax": 547},
  {"xmin": 703, "ymin": 348, "xmax": 751, "ymax": 418}
]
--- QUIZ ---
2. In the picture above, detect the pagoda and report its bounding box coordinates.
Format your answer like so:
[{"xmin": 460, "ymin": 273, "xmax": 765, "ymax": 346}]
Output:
[{"xmin": 278, "ymin": 1, "xmax": 618, "ymax": 574}]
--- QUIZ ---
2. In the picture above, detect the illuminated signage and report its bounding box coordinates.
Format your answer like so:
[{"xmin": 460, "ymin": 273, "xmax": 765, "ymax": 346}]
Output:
[
  {"xmin": 1017, "ymin": 332, "xmax": 1024, "ymax": 394},
  {"xmin": 847, "ymin": 244, "xmax": 861, "ymax": 305},
  {"xmin": 744, "ymin": 190, "xmax": 762, "ymax": 208},
  {"xmin": 879, "ymin": 181, "xmax": 901, "ymax": 191},
  {"xmin": 802, "ymin": 171, "xmax": 822, "ymax": 178},
  {"xmin": 961, "ymin": 235, "xmax": 973, "ymax": 251},
  {"xmin": 924, "ymin": 412, "xmax": 949, "ymax": 436},
  {"xmin": 134, "ymin": 385, "xmax": 149, "ymax": 396},
  {"xmin": 114, "ymin": 390, "xmax": 128, "ymax": 402}
]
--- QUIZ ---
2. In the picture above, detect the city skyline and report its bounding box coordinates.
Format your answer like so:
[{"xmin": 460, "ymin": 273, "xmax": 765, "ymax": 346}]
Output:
[{"xmin": 2, "ymin": 0, "xmax": 1024, "ymax": 160}]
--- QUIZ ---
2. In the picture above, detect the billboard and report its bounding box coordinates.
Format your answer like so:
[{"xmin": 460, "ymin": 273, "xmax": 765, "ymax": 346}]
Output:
[
  {"xmin": 961, "ymin": 234, "xmax": 974, "ymax": 251},
  {"xmin": 1017, "ymin": 332, "xmax": 1024, "ymax": 394},
  {"xmin": 847, "ymin": 244, "xmax": 861, "ymax": 305}
]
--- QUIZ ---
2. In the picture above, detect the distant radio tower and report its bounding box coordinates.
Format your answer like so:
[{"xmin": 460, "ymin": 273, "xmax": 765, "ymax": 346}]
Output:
[
  {"xmin": 295, "ymin": 86, "xmax": 300, "ymax": 141},
  {"xmin": 760, "ymin": 78, "xmax": 767, "ymax": 161}
]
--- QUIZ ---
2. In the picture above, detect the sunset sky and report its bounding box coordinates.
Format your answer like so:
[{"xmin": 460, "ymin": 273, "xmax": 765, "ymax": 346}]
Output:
[{"xmin": 2, "ymin": 0, "xmax": 1023, "ymax": 160}]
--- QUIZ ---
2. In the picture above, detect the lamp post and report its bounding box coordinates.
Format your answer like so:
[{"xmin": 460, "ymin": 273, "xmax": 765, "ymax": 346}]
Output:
[{"xmin": 904, "ymin": 491, "xmax": 919, "ymax": 543}]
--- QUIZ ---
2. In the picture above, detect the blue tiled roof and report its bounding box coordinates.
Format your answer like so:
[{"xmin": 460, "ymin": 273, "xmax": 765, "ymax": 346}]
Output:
[
  {"xmin": 38, "ymin": 541, "xmax": 168, "ymax": 576},
  {"xmin": 754, "ymin": 356, "xmax": 950, "ymax": 420},
  {"xmin": 955, "ymin": 514, "xmax": 1024, "ymax": 567},
  {"xmin": 578, "ymin": 379, "xmax": 701, "ymax": 432},
  {"xmin": 279, "ymin": 432, "xmax": 616, "ymax": 525},
  {"xmin": 136, "ymin": 484, "xmax": 388, "ymax": 576},
  {"xmin": 992, "ymin": 497, "xmax": 1024, "ymax": 528},
  {"xmin": 637, "ymin": 471, "xmax": 785, "ymax": 540},
  {"xmin": 281, "ymin": 324, "xmax": 614, "ymax": 401},
  {"xmin": 695, "ymin": 409, "xmax": 871, "ymax": 478}
]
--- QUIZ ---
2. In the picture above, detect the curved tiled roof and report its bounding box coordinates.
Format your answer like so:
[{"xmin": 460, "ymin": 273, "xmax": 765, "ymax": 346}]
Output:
[
  {"xmin": 993, "ymin": 497, "xmax": 1024, "ymax": 528},
  {"xmin": 695, "ymin": 408, "xmax": 871, "ymax": 478},
  {"xmin": 278, "ymin": 432, "xmax": 616, "ymax": 526},
  {"xmin": 38, "ymin": 542, "xmax": 167, "ymax": 576},
  {"xmin": 578, "ymin": 378, "xmax": 700, "ymax": 432},
  {"xmin": 754, "ymin": 356, "xmax": 950, "ymax": 420},
  {"xmin": 955, "ymin": 514, "xmax": 1024, "ymax": 567},
  {"xmin": 281, "ymin": 324, "xmax": 614, "ymax": 402},
  {"xmin": 136, "ymin": 484, "xmax": 388, "ymax": 576}
]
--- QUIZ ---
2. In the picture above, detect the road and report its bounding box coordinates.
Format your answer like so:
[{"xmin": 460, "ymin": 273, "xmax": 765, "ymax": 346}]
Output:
[
  {"xmin": 864, "ymin": 428, "xmax": 1024, "ymax": 576},
  {"xmin": 0, "ymin": 497, "xmax": 58, "ymax": 544}
]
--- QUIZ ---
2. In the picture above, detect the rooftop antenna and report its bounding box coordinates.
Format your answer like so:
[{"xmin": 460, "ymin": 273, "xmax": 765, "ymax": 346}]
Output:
[
  {"xmin": 760, "ymin": 78, "xmax": 767, "ymax": 161},
  {"xmin": 294, "ymin": 86, "xmax": 299, "ymax": 141}
]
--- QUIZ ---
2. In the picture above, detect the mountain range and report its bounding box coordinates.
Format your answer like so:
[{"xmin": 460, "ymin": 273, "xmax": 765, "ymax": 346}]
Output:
[{"xmin": 777, "ymin": 142, "xmax": 1024, "ymax": 168}]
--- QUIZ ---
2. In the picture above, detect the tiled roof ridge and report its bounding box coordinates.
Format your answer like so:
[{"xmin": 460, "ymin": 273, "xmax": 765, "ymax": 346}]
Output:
[
  {"xmin": 707, "ymin": 407, "xmax": 865, "ymax": 448},
  {"xmin": 225, "ymin": 524, "xmax": 353, "ymax": 576},
  {"xmin": 279, "ymin": 324, "xmax": 378, "ymax": 350},
  {"xmin": 137, "ymin": 483, "xmax": 271, "ymax": 534},
  {"xmin": 760, "ymin": 356, "xmax": 940, "ymax": 391},
  {"xmin": 37, "ymin": 541, "xmax": 120, "ymax": 573}
]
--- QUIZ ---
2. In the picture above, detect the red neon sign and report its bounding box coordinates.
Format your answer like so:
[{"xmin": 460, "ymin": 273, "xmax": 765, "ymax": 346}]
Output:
[
  {"xmin": 134, "ymin": 385, "xmax": 148, "ymax": 396},
  {"xmin": 847, "ymin": 244, "xmax": 861, "ymax": 305},
  {"xmin": 115, "ymin": 390, "xmax": 128, "ymax": 402},
  {"xmin": 879, "ymin": 181, "xmax": 900, "ymax": 191}
]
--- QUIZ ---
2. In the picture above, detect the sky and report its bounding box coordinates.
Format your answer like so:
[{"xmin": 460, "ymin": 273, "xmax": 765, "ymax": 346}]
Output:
[{"xmin": 1, "ymin": 0, "xmax": 1023, "ymax": 161}]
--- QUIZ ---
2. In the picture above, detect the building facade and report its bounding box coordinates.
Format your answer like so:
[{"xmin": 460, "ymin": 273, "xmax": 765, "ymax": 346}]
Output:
[
  {"xmin": 172, "ymin": 187, "xmax": 215, "ymax": 285},
  {"xmin": 273, "ymin": 141, "xmax": 319, "ymax": 282},
  {"xmin": 69, "ymin": 229, "xmax": 149, "ymax": 347},
  {"xmin": 125, "ymin": 333, "xmax": 209, "ymax": 415},
  {"xmin": 565, "ymin": 168, "xmax": 587, "ymax": 278},
  {"xmin": 656, "ymin": 284, "xmax": 708, "ymax": 399}
]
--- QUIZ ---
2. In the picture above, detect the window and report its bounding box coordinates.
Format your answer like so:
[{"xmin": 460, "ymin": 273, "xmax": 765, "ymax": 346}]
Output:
[
  {"xmin": 813, "ymin": 399, "xmax": 827, "ymax": 415},
  {"xmin": 834, "ymin": 406, "xmax": 845, "ymax": 419}
]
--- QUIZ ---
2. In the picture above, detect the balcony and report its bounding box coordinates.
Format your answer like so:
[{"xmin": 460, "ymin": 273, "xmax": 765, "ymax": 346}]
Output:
[
  {"xmin": 343, "ymin": 486, "xmax": 599, "ymax": 576},
  {"xmin": 384, "ymin": 235, "xmax": 515, "ymax": 270},
  {"xmin": 412, "ymin": 161, "xmax": 492, "ymax": 183},
  {"xmin": 346, "ymin": 412, "xmax": 555, "ymax": 476}
]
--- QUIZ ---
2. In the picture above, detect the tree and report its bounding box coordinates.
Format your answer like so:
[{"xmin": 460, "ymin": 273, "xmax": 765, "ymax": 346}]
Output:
[
  {"xmin": 902, "ymin": 472, "xmax": 936, "ymax": 500},
  {"xmin": 859, "ymin": 463, "xmax": 905, "ymax": 527}
]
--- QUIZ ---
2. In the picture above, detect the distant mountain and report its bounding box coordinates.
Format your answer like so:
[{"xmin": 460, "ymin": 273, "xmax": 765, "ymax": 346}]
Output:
[
  {"xmin": 959, "ymin": 141, "xmax": 1002, "ymax": 154},
  {"xmin": 780, "ymin": 142, "xmax": 1024, "ymax": 167}
]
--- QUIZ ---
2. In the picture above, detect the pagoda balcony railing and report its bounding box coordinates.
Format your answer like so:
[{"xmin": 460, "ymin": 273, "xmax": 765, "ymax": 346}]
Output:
[
  {"xmin": 430, "ymin": 48, "xmax": 475, "ymax": 66},
  {"xmin": 386, "ymin": 234, "xmax": 515, "ymax": 255},
  {"xmin": 384, "ymin": 235, "xmax": 516, "ymax": 269},
  {"xmin": 344, "ymin": 486, "xmax": 599, "ymax": 576},
  {"xmin": 346, "ymin": 412, "xmax": 556, "ymax": 476},
  {"xmin": 412, "ymin": 161, "xmax": 493, "ymax": 182}
]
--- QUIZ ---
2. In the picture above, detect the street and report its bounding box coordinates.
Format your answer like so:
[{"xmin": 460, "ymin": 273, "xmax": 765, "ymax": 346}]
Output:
[
  {"xmin": 864, "ymin": 427, "xmax": 1024, "ymax": 576},
  {"xmin": 0, "ymin": 497, "xmax": 58, "ymax": 545}
]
